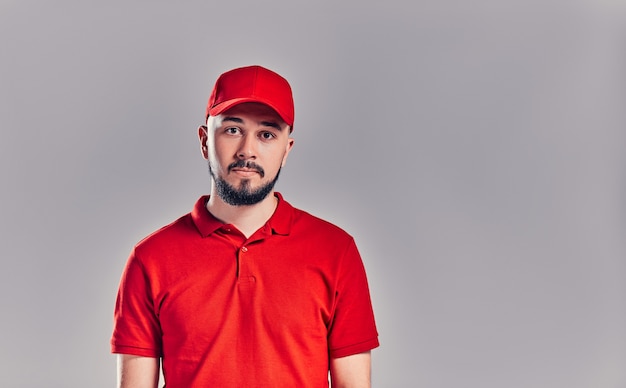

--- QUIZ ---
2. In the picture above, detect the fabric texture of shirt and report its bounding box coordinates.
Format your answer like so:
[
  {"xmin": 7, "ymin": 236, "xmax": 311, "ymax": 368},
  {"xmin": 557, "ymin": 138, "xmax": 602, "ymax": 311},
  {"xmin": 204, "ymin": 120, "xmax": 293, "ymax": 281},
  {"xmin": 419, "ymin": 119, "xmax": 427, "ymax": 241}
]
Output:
[{"xmin": 111, "ymin": 193, "xmax": 379, "ymax": 387}]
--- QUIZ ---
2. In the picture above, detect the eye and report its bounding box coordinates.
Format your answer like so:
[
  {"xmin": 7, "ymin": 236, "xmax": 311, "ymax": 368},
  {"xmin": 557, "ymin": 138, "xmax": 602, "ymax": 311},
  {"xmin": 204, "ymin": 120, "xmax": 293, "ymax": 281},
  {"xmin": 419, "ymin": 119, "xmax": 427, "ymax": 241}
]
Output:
[
  {"xmin": 225, "ymin": 127, "xmax": 241, "ymax": 135},
  {"xmin": 259, "ymin": 131, "xmax": 276, "ymax": 140}
]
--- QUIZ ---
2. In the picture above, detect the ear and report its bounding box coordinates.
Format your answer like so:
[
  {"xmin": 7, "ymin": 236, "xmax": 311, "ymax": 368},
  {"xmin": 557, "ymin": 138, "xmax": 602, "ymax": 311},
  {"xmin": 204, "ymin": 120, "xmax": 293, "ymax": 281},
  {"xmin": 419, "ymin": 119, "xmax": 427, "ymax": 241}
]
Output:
[
  {"xmin": 198, "ymin": 125, "xmax": 209, "ymax": 159},
  {"xmin": 281, "ymin": 138, "xmax": 295, "ymax": 167}
]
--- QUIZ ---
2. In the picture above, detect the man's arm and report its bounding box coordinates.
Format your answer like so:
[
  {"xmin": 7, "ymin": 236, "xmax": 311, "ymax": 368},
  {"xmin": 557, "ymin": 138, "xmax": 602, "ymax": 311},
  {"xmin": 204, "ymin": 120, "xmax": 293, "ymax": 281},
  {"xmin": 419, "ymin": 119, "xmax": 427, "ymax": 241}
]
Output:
[
  {"xmin": 329, "ymin": 351, "xmax": 371, "ymax": 388},
  {"xmin": 117, "ymin": 354, "xmax": 160, "ymax": 388}
]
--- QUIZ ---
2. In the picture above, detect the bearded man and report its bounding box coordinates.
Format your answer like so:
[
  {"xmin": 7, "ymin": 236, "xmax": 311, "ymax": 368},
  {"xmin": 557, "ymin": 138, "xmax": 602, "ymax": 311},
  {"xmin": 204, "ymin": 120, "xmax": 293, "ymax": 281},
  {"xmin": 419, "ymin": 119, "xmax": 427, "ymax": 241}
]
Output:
[{"xmin": 111, "ymin": 65, "xmax": 379, "ymax": 387}]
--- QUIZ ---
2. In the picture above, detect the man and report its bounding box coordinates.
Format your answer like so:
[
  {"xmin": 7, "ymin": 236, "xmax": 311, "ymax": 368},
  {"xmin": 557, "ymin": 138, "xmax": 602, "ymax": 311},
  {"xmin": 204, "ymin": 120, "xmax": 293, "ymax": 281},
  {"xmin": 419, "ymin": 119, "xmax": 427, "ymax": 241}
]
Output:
[{"xmin": 111, "ymin": 65, "xmax": 379, "ymax": 387}]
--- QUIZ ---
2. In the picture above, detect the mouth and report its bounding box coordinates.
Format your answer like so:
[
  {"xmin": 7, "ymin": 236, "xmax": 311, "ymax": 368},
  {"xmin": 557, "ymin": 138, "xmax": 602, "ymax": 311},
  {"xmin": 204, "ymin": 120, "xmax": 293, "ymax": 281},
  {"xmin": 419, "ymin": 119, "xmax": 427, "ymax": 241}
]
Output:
[
  {"xmin": 230, "ymin": 168, "xmax": 261, "ymax": 178},
  {"xmin": 228, "ymin": 161, "xmax": 265, "ymax": 178}
]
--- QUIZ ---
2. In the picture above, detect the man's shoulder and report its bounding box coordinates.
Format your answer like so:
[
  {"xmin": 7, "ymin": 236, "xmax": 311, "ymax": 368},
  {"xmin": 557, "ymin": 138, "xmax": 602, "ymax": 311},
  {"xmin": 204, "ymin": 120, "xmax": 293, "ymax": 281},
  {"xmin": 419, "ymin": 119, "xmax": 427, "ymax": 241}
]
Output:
[
  {"xmin": 134, "ymin": 196, "xmax": 212, "ymax": 251},
  {"xmin": 135, "ymin": 212, "xmax": 196, "ymax": 251},
  {"xmin": 284, "ymin": 204, "xmax": 363, "ymax": 262},
  {"xmin": 288, "ymin": 203, "xmax": 354, "ymax": 241}
]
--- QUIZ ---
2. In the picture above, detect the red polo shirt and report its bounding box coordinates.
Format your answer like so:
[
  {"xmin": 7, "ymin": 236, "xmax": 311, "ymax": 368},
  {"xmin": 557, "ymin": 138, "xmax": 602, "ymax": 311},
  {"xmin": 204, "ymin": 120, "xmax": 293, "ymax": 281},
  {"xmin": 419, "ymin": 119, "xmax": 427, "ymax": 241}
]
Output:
[{"xmin": 111, "ymin": 193, "xmax": 379, "ymax": 387}]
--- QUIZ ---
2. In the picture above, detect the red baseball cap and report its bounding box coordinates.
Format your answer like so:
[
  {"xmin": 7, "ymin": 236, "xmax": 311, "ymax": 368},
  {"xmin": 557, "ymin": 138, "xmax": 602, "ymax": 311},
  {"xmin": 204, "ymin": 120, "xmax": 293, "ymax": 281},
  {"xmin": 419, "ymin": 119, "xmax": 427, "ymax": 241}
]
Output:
[{"xmin": 206, "ymin": 65, "xmax": 295, "ymax": 127}]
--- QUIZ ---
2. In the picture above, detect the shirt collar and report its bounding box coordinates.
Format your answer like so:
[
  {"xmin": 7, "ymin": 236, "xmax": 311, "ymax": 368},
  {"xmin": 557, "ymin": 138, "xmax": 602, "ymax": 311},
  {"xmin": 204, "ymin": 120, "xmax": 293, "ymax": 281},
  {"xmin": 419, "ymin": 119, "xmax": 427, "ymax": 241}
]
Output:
[
  {"xmin": 191, "ymin": 192, "xmax": 294, "ymax": 238},
  {"xmin": 267, "ymin": 192, "xmax": 293, "ymax": 236},
  {"xmin": 191, "ymin": 195, "xmax": 222, "ymax": 237}
]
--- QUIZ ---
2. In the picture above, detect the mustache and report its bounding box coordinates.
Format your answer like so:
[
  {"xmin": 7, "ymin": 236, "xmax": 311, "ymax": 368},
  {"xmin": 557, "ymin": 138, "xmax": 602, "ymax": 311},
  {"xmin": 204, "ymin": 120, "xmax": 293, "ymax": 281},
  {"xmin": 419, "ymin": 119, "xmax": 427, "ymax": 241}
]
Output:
[{"xmin": 228, "ymin": 160, "xmax": 265, "ymax": 177}]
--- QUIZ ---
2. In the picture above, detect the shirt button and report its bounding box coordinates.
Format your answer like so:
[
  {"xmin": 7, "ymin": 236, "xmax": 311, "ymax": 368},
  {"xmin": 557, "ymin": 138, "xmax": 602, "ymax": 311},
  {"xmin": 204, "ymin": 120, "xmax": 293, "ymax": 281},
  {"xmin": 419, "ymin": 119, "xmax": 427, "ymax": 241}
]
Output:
[{"xmin": 241, "ymin": 246, "xmax": 248, "ymax": 253}]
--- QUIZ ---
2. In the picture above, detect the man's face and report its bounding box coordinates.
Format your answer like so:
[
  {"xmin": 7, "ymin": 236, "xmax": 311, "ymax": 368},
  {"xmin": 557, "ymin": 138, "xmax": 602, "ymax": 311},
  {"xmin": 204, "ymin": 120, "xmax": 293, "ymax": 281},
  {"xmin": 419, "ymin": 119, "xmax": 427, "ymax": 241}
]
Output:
[{"xmin": 199, "ymin": 102, "xmax": 294, "ymax": 206}]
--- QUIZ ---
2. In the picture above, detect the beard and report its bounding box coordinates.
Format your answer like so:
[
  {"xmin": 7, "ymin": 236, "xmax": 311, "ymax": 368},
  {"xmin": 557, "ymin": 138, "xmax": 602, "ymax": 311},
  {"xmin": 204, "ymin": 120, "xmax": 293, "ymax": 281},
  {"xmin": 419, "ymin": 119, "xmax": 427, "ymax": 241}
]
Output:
[{"xmin": 209, "ymin": 160, "xmax": 281, "ymax": 206}]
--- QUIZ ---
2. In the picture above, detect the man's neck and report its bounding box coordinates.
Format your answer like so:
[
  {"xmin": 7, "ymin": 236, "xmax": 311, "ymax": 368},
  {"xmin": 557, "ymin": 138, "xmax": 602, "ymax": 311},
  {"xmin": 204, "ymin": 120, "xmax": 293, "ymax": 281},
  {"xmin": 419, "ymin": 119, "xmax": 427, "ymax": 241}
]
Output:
[{"xmin": 206, "ymin": 190, "xmax": 278, "ymax": 239}]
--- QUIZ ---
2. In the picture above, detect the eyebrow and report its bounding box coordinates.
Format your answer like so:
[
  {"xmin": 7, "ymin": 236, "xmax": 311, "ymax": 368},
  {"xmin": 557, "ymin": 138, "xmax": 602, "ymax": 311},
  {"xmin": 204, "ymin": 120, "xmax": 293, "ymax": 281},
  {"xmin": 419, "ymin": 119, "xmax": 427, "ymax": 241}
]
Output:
[
  {"xmin": 222, "ymin": 116, "xmax": 244, "ymax": 124},
  {"xmin": 260, "ymin": 121, "xmax": 282, "ymax": 130},
  {"xmin": 222, "ymin": 117, "xmax": 283, "ymax": 131}
]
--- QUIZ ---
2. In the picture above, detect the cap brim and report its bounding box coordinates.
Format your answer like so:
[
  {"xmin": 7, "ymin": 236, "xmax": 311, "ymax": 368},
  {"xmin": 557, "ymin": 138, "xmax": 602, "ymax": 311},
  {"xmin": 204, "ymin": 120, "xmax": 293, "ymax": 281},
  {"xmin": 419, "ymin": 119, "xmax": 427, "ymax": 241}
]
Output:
[{"xmin": 208, "ymin": 97, "xmax": 293, "ymax": 127}]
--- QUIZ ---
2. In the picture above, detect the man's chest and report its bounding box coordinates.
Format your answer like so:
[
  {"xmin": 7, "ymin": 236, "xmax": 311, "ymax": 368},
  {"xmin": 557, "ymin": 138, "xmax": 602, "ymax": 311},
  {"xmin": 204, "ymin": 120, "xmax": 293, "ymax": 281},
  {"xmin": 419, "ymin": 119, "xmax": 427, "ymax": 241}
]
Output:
[{"xmin": 152, "ymin": 244, "xmax": 338, "ymax": 355}]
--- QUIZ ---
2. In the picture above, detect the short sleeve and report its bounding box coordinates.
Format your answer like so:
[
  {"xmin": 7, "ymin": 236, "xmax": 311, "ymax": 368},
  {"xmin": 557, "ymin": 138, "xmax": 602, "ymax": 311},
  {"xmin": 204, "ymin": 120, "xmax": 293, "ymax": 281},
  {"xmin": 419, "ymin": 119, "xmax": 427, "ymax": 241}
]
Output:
[
  {"xmin": 327, "ymin": 238, "xmax": 379, "ymax": 358},
  {"xmin": 110, "ymin": 249, "xmax": 162, "ymax": 357}
]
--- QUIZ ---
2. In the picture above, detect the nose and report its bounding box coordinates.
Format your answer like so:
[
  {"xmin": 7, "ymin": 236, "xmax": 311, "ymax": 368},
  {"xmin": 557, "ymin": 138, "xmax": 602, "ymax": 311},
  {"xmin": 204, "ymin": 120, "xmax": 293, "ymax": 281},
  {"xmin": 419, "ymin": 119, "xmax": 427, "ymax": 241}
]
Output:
[{"xmin": 236, "ymin": 134, "xmax": 256, "ymax": 160}]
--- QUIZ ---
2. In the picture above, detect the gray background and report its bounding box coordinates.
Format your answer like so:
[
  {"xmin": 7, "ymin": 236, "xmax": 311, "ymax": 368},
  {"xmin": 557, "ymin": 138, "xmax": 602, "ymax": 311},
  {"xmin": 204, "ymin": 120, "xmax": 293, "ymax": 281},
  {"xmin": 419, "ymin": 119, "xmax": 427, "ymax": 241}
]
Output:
[{"xmin": 1, "ymin": 0, "xmax": 625, "ymax": 387}]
